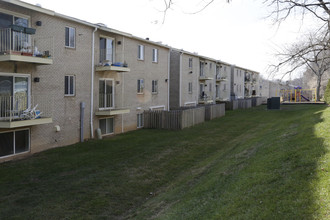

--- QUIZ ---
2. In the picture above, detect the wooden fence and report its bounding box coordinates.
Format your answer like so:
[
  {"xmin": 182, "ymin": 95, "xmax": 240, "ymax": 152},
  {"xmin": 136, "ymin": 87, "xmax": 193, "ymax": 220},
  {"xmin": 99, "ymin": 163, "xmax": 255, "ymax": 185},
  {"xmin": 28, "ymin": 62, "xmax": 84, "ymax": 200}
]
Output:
[
  {"xmin": 251, "ymin": 97, "xmax": 262, "ymax": 107},
  {"xmin": 144, "ymin": 104, "xmax": 225, "ymax": 130},
  {"xmin": 238, "ymin": 99, "xmax": 252, "ymax": 109},
  {"xmin": 204, "ymin": 104, "xmax": 225, "ymax": 120}
]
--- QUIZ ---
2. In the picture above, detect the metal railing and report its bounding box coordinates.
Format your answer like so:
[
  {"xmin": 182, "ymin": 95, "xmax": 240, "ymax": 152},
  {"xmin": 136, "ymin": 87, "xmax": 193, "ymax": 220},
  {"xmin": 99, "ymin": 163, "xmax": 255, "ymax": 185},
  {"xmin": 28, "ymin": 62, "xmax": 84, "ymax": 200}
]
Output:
[
  {"xmin": 0, "ymin": 28, "xmax": 53, "ymax": 58},
  {"xmin": 99, "ymin": 93, "xmax": 114, "ymax": 109},
  {"xmin": 0, "ymin": 95, "xmax": 53, "ymax": 122},
  {"xmin": 99, "ymin": 48, "xmax": 127, "ymax": 66}
]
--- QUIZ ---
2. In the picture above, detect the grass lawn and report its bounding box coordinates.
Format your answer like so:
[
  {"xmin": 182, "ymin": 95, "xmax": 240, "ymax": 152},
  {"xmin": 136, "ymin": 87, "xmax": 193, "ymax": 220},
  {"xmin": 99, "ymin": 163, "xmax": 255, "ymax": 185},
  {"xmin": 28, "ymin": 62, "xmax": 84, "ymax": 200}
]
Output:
[{"xmin": 0, "ymin": 105, "xmax": 329, "ymax": 219}]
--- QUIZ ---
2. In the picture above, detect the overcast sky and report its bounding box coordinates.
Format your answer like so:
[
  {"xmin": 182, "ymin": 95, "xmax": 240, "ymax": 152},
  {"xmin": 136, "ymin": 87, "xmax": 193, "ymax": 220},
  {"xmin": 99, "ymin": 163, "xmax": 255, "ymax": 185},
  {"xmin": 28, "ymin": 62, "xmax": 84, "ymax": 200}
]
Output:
[{"xmin": 22, "ymin": 0, "xmax": 317, "ymax": 79}]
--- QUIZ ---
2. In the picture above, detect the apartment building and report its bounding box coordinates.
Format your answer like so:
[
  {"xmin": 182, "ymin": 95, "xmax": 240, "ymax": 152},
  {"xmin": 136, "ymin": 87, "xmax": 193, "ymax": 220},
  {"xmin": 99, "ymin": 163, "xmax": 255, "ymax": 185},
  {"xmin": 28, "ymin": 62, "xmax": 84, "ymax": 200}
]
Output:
[
  {"xmin": 0, "ymin": 0, "xmax": 170, "ymax": 162},
  {"xmin": 93, "ymin": 28, "xmax": 170, "ymax": 135},
  {"xmin": 230, "ymin": 65, "xmax": 260, "ymax": 99},
  {"xmin": 169, "ymin": 49, "xmax": 231, "ymax": 109},
  {"xmin": 244, "ymin": 69, "xmax": 259, "ymax": 98},
  {"xmin": 230, "ymin": 66, "xmax": 245, "ymax": 99}
]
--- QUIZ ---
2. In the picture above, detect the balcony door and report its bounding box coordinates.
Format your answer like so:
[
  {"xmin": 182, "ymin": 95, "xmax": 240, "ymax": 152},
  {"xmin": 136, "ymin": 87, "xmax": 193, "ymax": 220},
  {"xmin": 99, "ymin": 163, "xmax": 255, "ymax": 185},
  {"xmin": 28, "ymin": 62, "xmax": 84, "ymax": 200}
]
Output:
[
  {"xmin": 100, "ymin": 37, "xmax": 114, "ymax": 64},
  {"xmin": 99, "ymin": 79, "xmax": 114, "ymax": 109},
  {"xmin": 0, "ymin": 75, "xmax": 29, "ymax": 118}
]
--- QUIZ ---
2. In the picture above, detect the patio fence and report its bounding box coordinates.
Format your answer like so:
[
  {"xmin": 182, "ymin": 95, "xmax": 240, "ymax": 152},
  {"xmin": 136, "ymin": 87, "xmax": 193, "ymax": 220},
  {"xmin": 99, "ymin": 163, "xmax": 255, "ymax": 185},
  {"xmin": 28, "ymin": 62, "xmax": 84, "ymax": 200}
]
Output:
[{"xmin": 144, "ymin": 104, "xmax": 225, "ymax": 130}]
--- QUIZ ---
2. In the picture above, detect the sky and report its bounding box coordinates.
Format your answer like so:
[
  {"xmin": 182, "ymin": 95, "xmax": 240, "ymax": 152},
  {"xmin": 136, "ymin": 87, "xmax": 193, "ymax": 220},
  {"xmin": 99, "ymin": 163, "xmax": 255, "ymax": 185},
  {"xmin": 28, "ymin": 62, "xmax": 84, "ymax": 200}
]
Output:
[{"xmin": 22, "ymin": 0, "xmax": 318, "ymax": 79}]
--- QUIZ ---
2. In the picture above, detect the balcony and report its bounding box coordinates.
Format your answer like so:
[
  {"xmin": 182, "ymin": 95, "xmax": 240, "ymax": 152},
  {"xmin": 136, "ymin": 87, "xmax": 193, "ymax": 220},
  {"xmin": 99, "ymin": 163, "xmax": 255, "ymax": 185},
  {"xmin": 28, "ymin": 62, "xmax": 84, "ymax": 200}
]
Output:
[
  {"xmin": 216, "ymin": 75, "xmax": 227, "ymax": 82},
  {"xmin": 199, "ymin": 75, "xmax": 213, "ymax": 81},
  {"xmin": 95, "ymin": 93, "xmax": 130, "ymax": 116},
  {"xmin": 198, "ymin": 95, "xmax": 214, "ymax": 104},
  {"xmin": 0, "ymin": 28, "xmax": 53, "ymax": 65},
  {"xmin": 95, "ymin": 65, "xmax": 130, "ymax": 73},
  {"xmin": 0, "ymin": 95, "xmax": 53, "ymax": 128},
  {"xmin": 95, "ymin": 108, "xmax": 130, "ymax": 116},
  {"xmin": 96, "ymin": 49, "xmax": 130, "ymax": 73}
]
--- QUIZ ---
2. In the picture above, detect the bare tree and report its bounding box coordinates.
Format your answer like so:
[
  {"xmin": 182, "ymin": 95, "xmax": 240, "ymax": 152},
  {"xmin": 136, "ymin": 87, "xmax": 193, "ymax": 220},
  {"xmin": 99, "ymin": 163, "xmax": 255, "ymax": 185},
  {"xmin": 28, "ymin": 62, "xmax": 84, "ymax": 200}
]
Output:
[{"xmin": 271, "ymin": 33, "xmax": 330, "ymax": 100}]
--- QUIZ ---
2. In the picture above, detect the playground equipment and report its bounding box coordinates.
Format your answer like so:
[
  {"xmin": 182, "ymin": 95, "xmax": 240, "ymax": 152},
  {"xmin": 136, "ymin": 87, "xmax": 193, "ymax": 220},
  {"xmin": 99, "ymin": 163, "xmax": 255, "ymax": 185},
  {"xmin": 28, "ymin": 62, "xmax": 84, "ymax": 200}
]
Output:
[{"xmin": 277, "ymin": 87, "xmax": 317, "ymax": 103}]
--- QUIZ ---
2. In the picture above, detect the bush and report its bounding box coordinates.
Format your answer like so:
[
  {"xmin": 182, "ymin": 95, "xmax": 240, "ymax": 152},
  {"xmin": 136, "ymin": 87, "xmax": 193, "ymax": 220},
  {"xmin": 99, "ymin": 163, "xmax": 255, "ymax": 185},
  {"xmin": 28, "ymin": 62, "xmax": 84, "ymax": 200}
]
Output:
[{"xmin": 324, "ymin": 79, "xmax": 330, "ymax": 104}]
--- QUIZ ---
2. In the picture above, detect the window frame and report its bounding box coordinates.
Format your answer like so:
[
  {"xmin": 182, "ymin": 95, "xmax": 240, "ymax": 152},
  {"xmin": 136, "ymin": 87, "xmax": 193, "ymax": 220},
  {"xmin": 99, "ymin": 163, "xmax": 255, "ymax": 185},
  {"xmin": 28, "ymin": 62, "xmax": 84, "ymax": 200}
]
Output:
[
  {"xmin": 0, "ymin": 128, "xmax": 30, "ymax": 159},
  {"xmin": 188, "ymin": 82, "xmax": 193, "ymax": 94},
  {"xmin": 138, "ymin": 44, "xmax": 144, "ymax": 60},
  {"xmin": 152, "ymin": 48, "xmax": 158, "ymax": 63},
  {"xmin": 99, "ymin": 78, "xmax": 115, "ymax": 110},
  {"xmin": 64, "ymin": 75, "xmax": 75, "ymax": 96},
  {"xmin": 137, "ymin": 79, "xmax": 144, "ymax": 94},
  {"xmin": 99, "ymin": 36, "xmax": 115, "ymax": 63},
  {"xmin": 99, "ymin": 117, "xmax": 114, "ymax": 135},
  {"xmin": 65, "ymin": 26, "xmax": 75, "ymax": 48},
  {"xmin": 152, "ymin": 80, "xmax": 158, "ymax": 94},
  {"xmin": 188, "ymin": 58, "xmax": 193, "ymax": 69},
  {"xmin": 216, "ymin": 84, "xmax": 220, "ymax": 98},
  {"xmin": 137, "ymin": 113, "xmax": 144, "ymax": 128}
]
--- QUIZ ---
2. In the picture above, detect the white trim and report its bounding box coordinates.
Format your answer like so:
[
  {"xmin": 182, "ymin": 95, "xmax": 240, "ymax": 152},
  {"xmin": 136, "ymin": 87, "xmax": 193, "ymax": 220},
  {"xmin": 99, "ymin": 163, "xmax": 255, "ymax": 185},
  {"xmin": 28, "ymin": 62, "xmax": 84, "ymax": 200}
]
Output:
[
  {"xmin": 138, "ymin": 44, "xmax": 144, "ymax": 60},
  {"xmin": 149, "ymin": 105, "xmax": 165, "ymax": 110}
]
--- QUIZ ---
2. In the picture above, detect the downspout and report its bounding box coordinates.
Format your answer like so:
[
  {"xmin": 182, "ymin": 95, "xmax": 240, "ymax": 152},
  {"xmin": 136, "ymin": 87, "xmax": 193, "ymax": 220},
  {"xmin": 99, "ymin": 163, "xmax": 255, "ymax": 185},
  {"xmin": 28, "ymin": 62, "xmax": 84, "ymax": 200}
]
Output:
[
  {"xmin": 90, "ymin": 27, "xmax": 98, "ymax": 139},
  {"xmin": 122, "ymin": 36, "xmax": 125, "ymax": 133},
  {"xmin": 167, "ymin": 49, "xmax": 171, "ymax": 110},
  {"xmin": 179, "ymin": 51, "xmax": 183, "ymax": 107}
]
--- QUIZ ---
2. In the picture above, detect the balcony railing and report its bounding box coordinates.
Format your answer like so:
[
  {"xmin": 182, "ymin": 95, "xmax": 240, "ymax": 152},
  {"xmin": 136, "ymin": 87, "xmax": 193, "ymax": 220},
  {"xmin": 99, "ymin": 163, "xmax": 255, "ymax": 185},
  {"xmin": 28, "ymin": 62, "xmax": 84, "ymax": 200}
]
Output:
[
  {"xmin": 0, "ymin": 95, "xmax": 53, "ymax": 123},
  {"xmin": 199, "ymin": 95, "xmax": 213, "ymax": 104},
  {"xmin": 0, "ymin": 28, "xmax": 53, "ymax": 64},
  {"xmin": 96, "ymin": 49, "xmax": 130, "ymax": 72}
]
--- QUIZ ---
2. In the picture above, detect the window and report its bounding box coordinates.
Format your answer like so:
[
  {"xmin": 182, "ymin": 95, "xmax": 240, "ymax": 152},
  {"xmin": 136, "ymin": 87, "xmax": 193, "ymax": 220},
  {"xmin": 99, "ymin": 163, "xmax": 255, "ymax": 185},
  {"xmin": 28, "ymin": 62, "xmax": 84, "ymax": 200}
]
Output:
[
  {"xmin": 209, "ymin": 83, "xmax": 212, "ymax": 92},
  {"xmin": 152, "ymin": 80, "xmax": 158, "ymax": 93},
  {"xmin": 138, "ymin": 45, "xmax": 144, "ymax": 60},
  {"xmin": 152, "ymin": 48, "xmax": 158, "ymax": 62},
  {"xmin": 99, "ymin": 118, "xmax": 114, "ymax": 135},
  {"xmin": 189, "ymin": 58, "xmax": 193, "ymax": 69},
  {"xmin": 65, "ymin": 27, "xmax": 75, "ymax": 48},
  {"xmin": 224, "ymin": 84, "xmax": 227, "ymax": 91},
  {"xmin": 240, "ymin": 85, "xmax": 242, "ymax": 93},
  {"xmin": 0, "ymin": 75, "xmax": 29, "ymax": 118},
  {"xmin": 64, "ymin": 75, "xmax": 75, "ymax": 96},
  {"xmin": 137, "ymin": 79, "xmax": 144, "ymax": 94},
  {"xmin": 216, "ymin": 85, "xmax": 220, "ymax": 98},
  {"xmin": 0, "ymin": 129, "xmax": 29, "ymax": 158},
  {"xmin": 216, "ymin": 65, "xmax": 220, "ymax": 78},
  {"xmin": 100, "ymin": 37, "xmax": 114, "ymax": 63},
  {"xmin": 188, "ymin": 82, "xmax": 193, "ymax": 93},
  {"xmin": 137, "ymin": 113, "xmax": 144, "ymax": 128},
  {"xmin": 99, "ymin": 79, "xmax": 114, "ymax": 109},
  {"xmin": 200, "ymin": 61, "xmax": 204, "ymax": 76},
  {"xmin": 210, "ymin": 63, "xmax": 212, "ymax": 70},
  {"xmin": 224, "ymin": 66, "xmax": 227, "ymax": 72}
]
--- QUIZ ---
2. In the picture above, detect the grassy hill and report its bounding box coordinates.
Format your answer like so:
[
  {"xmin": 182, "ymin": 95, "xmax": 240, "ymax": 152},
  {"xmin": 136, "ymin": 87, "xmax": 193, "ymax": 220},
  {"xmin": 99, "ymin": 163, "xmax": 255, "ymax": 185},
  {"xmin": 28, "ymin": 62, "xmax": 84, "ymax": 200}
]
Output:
[{"xmin": 0, "ymin": 105, "xmax": 329, "ymax": 219}]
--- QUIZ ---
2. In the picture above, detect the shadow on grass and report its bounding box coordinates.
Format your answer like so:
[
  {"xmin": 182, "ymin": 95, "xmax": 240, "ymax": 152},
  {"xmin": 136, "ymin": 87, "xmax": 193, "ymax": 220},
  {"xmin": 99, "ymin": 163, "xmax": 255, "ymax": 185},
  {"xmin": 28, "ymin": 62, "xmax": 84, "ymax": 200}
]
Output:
[{"xmin": 0, "ymin": 105, "xmax": 329, "ymax": 219}]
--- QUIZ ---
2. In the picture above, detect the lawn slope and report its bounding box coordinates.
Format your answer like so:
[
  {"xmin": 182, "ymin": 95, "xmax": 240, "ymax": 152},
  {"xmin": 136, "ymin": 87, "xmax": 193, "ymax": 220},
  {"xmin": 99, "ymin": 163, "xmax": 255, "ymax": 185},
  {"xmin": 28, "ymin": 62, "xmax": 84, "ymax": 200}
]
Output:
[{"xmin": 0, "ymin": 105, "xmax": 329, "ymax": 219}]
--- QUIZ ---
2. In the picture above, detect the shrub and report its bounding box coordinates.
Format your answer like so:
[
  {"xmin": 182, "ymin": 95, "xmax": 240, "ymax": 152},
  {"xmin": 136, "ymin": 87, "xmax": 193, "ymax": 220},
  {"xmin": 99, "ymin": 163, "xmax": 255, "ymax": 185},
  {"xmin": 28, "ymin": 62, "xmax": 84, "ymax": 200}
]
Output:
[{"xmin": 324, "ymin": 79, "xmax": 330, "ymax": 104}]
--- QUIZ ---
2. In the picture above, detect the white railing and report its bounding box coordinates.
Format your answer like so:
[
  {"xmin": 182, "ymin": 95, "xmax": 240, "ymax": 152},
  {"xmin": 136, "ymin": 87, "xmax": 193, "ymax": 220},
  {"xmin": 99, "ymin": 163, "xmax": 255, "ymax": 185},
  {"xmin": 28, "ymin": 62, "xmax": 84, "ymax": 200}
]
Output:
[
  {"xmin": 99, "ymin": 49, "xmax": 127, "ymax": 67},
  {"xmin": 0, "ymin": 95, "xmax": 53, "ymax": 122},
  {"xmin": 0, "ymin": 28, "xmax": 53, "ymax": 58},
  {"xmin": 99, "ymin": 93, "xmax": 114, "ymax": 109}
]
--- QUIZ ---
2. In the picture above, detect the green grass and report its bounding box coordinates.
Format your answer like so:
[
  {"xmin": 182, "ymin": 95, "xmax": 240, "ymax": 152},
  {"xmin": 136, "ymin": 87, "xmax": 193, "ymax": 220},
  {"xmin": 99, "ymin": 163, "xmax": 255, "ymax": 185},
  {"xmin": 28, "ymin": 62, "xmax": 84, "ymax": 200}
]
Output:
[{"xmin": 0, "ymin": 105, "xmax": 329, "ymax": 219}]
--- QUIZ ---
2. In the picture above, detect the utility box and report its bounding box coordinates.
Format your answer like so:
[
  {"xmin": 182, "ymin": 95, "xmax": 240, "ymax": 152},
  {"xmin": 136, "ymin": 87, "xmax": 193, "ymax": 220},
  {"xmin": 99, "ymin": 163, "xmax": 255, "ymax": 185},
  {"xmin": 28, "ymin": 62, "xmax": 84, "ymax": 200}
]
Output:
[{"xmin": 267, "ymin": 97, "xmax": 280, "ymax": 110}]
